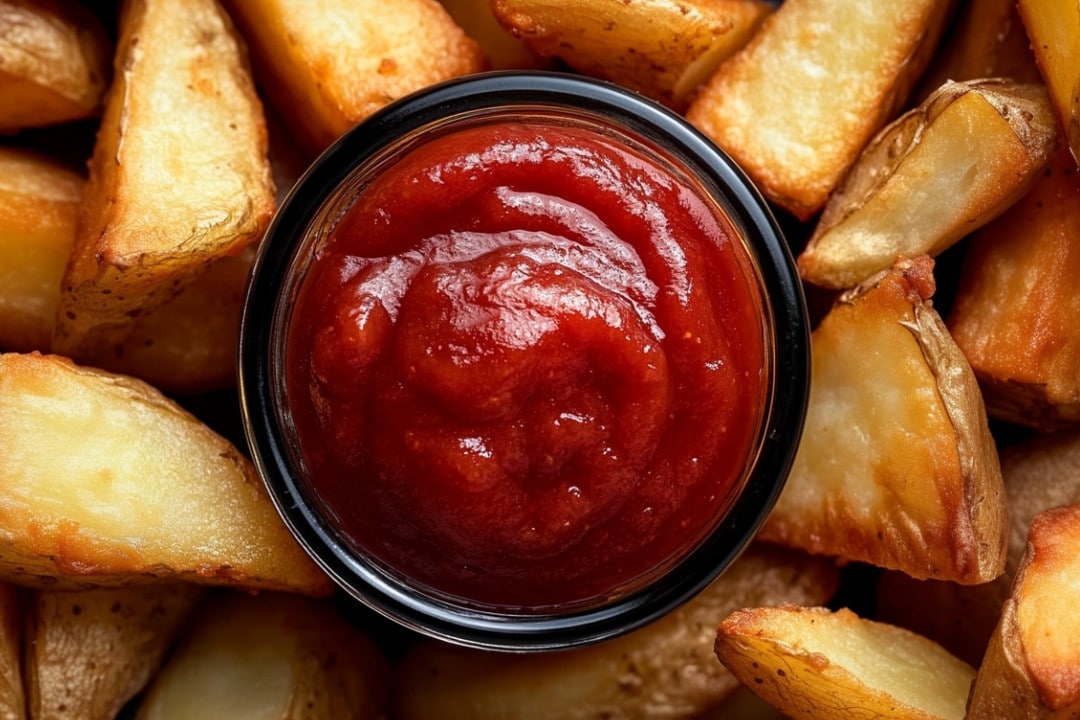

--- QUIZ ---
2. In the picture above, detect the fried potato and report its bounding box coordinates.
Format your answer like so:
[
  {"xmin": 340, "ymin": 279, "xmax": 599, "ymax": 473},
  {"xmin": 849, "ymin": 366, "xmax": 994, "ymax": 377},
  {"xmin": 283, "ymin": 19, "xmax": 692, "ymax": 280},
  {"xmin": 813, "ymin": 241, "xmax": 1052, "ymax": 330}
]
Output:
[
  {"xmin": 685, "ymin": 0, "xmax": 950, "ymax": 220},
  {"xmin": 392, "ymin": 543, "xmax": 839, "ymax": 720},
  {"xmin": 491, "ymin": 0, "xmax": 772, "ymax": 109},
  {"xmin": 1018, "ymin": 0, "xmax": 1080, "ymax": 165},
  {"xmin": 798, "ymin": 79, "xmax": 1057, "ymax": 290},
  {"xmin": 73, "ymin": 248, "xmax": 253, "ymax": 396},
  {"xmin": 0, "ymin": 584, "xmax": 23, "ymax": 720},
  {"xmin": 0, "ymin": 0, "xmax": 111, "ymax": 131},
  {"xmin": 221, "ymin": 0, "xmax": 485, "ymax": 156},
  {"xmin": 760, "ymin": 256, "xmax": 1008, "ymax": 585},
  {"xmin": 967, "ymin": 505, "xmax": 1080, "ymax": 719},
  {"xmin": 715, "ymin": 605, "xmax": 976, "ymax": 720},
  {"xmin": 135, "ymin": 591, "xmax": 390, "ymax": 720},
  {"xmin": 0, "ymin": 147, "xmax": 82, "ymax": 354},
  {"xmin": 948, "ymin": 145, "xmax": 1080, "ymax": 431},
  {"xmin": 916, "ymin": 0, "xmax": 1042, "ymax": 99},
  {"xmin": 0, "ymin": 352, "xmax": 332, "ymax": 596},
  {"xmin": 438, "ymin": 0, "xmax": 547, "ymax": 70},
  {"xmin": 25, "ymin": 584, "xmax": 204, "ymax": 720},
  {"xmin": 876, "ymin": 427, "xmax": 1080, "ymax": 666},
  {"xmin": 52, "ymin": 0, "xmax": 276, "ymax": 360}
]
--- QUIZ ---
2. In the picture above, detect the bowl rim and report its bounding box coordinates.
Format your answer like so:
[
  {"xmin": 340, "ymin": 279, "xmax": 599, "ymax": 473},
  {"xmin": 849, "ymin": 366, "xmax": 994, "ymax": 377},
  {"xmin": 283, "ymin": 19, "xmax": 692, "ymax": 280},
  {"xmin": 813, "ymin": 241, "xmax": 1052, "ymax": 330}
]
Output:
[{"xmin": 238, "ymin": 70, "xmax": 810, "ymax": 652}]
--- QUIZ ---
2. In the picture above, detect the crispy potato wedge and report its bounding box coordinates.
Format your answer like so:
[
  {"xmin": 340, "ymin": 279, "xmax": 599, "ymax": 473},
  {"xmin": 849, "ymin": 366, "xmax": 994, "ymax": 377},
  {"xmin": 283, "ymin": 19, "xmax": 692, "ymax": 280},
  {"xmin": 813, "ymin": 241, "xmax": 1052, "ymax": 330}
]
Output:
[
  {"xmin": 52, "ymin": 0, "xmax": 275, "ymax": 359},
  {"xmin": 876, "ymin": 427, "xmax": 1080, "ymax": 666},
  {"xmin": 0, "ymin": 352, "xmax": 332, "ymax": 596},
  {"xmin": 948, "ymin": 146, "xmax": 1080, "ymax": 431},
  {"xmin": 1018, "ymin": 0, "xmax": 1080, "ymax": 165},
  {"xmin": 25, "ymin": 584, "xmax": 205, "ymax": 720},
  {"xmin": 393, "ymin": 544, "xmax": 839, "ymax": 720},
  {"xmin": 438, "ymin": 0, "xmax": 548, "ymax": 70},
  {"xmin": 685, "ymin": 0, "xmax": 951, "ymax": 220},
  {"xmin": 136, "ymin": 591, "xmax": 390, "ymax": 720},
  {"xmin": 798, "ymin": 79, "xmax": 1057, "ymax": 290},
  {"xmin": 73, "ymin": 248, "xmax": 253, "ymax": 396},
  {"xmin": 491, "ymin": 0, "xmax": 772, "ymax": 109},
  {"xmin": 0, "ymin": 0, "xmax": 111, "ymax": 131},
  {"xmin": 968, "ymin": 505, "xmax": 1080, "ymax": 718},
  {"xmin": 760, "ymin": 257, "xmax": 1008, "ymax": 584},
  {"xmin": 716, "ymin": 605, "xmax": 976, "ymax": 720},
  {"xmin": 917, "ymin": 0, "xmax": 1042, "ymax": 99},
  {"xmin": 0, "ymin": 147, "xmax": 82, "ymax": 353},
  {"xmin": 0, "ymin": 584, "xmax": 23, "ymax": 720},
  {"xmin": 221, "ymin": 0, "xmax": 485, "ymax": 156}
]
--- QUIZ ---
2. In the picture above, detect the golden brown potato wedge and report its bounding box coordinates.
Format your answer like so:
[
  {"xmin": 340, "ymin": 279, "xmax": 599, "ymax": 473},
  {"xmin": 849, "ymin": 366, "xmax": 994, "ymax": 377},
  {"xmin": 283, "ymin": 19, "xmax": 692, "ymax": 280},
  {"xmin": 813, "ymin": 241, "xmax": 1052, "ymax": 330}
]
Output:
[
  {"xmin": 876, "ymin": 427, "xmax": 1080, "ymax": 666},
  {"xmin": 0, "ymin": 584, "xmax": 23, "ymax": 720},
  {"xmin": 393, "ymin": 543, "xmax": 839, "ymax": 720},
  {"xmin": 967, "ymin": 505, "xmax": 1080, "ymax": 718},
  {"xmin": 760, "ymin": 256, "xmax": 1008, "ymax": 585},
  {"xmin": 221, "ymin": 0, "xmax": 485, "ymax": 156},
  {"xmin": 686, "ymin": 0, "xmax": 951, "ymax": 220},
  {"xmin": 135, "ymin": 591, "xmax": 390, "ymax": 720},
  {"xmin": 798, "ymin": 79, "xmax": 1057, "ymax": 290},
  {"xmin": 0, "ymin": 352, "xmax": 331, "ymax": 596},
  {"xmin": 948, "ymin": 145, "xmax": 1080, "ymax": 431},
  {"xmin": 25, "ymin": 584, "xmax": 205, "ymax": 720},
  {"xmin": 917, "ymin": 0, "xmax": 1042, "ymax": 99},
  {"xmin": 0, "ymin": 0, "xmax": 111, "ymax": 131},
  {"xmin": 716, "ymin": 605, "xmax": 976, "ymax": 720},
  {"xmin": 438, "ymin": 0, "xmax": 548, "ymax": 70},
  {"xmin": 0, "ymin": 147, "xmax": 82, "ymax": 353},
  {"xmin": 73, "ymin": 248, "xmax": 253, "ymax": 396},
  {"xmin": 491, "ymin": 0, "xmax": 772, "ymax": 109},
  {"xmin": 1018, "ymin": 0, "xmax": 1080, "ymax": 165},
  {"xmin": 52, "ymin": 0, "xmax": 276, "ymax": 360}
]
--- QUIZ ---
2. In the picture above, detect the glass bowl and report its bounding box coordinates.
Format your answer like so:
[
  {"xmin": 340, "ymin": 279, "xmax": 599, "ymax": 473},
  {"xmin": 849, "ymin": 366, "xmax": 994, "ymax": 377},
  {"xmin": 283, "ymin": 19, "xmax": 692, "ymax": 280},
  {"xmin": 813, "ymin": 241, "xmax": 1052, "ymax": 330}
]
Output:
[{"xmin": 238, "ymin": 71, "xmax": 809, "ymax": 651}]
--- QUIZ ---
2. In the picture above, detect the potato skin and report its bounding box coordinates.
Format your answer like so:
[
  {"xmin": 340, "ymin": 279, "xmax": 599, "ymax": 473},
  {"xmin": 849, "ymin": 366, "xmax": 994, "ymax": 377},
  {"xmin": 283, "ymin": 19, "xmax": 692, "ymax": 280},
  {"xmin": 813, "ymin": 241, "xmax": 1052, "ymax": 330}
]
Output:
[
  {"xmin": 761, "ymin": 257, "xmax": 1008, "ymax": 585},
  {"xmin": 136, "ymin": 591, "xmax": 390, "ymax": 720},
  {"xmin": 53, "ymin": 0, "xmax": 276, "ymax": 360},
  {"xmin": 393, "ymin": 544, "xmax": 839, "ymax": 720},
  {"xmin": 0, "ymin": 0, "xmax": 111, "ymax": 130},
  {"xmin": 25, "ymin": 584, "xmax": 205, "ymax": 720}
]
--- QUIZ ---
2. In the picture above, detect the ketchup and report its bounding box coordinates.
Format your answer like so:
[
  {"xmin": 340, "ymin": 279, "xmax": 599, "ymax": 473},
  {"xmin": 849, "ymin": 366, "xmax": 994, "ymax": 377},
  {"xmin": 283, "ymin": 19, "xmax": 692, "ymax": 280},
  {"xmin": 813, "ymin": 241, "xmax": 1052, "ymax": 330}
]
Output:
[{"xmin": 284, "ymin": 121, "xmax": 768, "ymax": 609}]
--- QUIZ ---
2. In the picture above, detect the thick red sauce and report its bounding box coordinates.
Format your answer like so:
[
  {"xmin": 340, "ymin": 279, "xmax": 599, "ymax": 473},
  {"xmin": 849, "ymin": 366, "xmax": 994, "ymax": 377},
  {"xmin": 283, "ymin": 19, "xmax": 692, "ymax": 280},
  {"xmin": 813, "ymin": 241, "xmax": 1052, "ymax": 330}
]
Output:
[{"xmin": 285, "ymin": 121, "xmax": 768, "ymax": 609}]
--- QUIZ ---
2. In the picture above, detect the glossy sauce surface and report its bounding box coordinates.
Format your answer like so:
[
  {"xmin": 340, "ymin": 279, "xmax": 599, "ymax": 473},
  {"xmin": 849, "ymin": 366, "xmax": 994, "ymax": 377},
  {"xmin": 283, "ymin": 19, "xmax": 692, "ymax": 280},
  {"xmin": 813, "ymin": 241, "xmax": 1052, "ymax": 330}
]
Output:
[{"xmin": 285, "ymin": 121, "xmax": 768, "ymax": 609}]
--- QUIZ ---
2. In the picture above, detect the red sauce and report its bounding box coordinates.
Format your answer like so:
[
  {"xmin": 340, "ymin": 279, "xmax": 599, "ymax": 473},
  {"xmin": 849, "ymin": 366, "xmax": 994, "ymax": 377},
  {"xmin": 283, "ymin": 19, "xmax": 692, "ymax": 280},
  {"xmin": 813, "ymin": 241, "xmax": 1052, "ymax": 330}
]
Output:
[{"xmin": 284, "ymin": 121, "xmax": 768, "ymax": 609}]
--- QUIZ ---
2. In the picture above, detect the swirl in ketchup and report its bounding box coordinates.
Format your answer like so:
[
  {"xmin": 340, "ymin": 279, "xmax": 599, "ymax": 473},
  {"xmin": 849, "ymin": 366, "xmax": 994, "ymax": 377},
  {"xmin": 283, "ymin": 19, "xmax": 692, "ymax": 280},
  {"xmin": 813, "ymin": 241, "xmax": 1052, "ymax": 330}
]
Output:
[{"xmin": 284, "ymin": 121, "xmax": 769, "ymax": 609}]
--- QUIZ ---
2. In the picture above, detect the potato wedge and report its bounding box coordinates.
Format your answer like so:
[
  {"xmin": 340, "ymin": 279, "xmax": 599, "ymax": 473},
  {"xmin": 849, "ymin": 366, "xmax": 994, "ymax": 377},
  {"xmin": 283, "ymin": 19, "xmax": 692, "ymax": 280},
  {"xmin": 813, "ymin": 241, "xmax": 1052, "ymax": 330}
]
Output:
[
  {"xmin": 221, "ymin": 0, "xmax": 485, "ymax": 156},
  {"xmin": 0, "ymin": 352, "xmax": 331, "ymax": 596},
  {"xmin": 52, "ymin": 0, "xmax": 276, "ymax": 359},
  {"xmin": 716, "ymin": 605, "xmax": 976, "ymax": 720},
  {"xmin": 760, "ymin": 256, "xmax": 1008, "ymax": 584},
  {"xmin": 967, "ymin": 505, "xmax": 1080, "ymax": 718},
  {"xmin": 0, "ymin": 147, "xmax": 82, "ymax": 354},
  {"xmin": 917, "ymin": 0, "xmax": 1041, "ymax": 98},
  {"xmin": 0, "ymin": 584, "xmax": 23, "ymax": 720},
  {"xmin": 798, "ymin": 79, "xmax": 1057, "ymax": 290},
  {"xmin": 491, "ymin": 0, "xmax": 772, "ymax": 109},
  {"xmin": 1018, "ymin": 0, "xmax": 1080, "ymax": 165},
  {"xmin": 136, "ymin": 591, "xmax": 390, "ymax": 720},
  {"xmin": 393, "ymin": 543, "xmax": 839, "ymax": 720},
  {"xmin": 876, "ymin": 427, "xmax": 1080, "ymax": 666},
  {"xmin": 25, "ymin": 584, "xmax": 205, "ymax": 720},
  {"xmin": 685, "ymin": 0, "xmax": 951, "ymax": 220},
  {"xmin": 948, "ymin": 145, "xmax": 1080, "ymax": 431},
  {"xmin": 0, "ymin": 0, "xmax": 111, "ymax": 131},
  {"xmin": 72, "ymin": 248, "xmax": 253, "ymax": 395},
  {"xmin": 438, "ymin": 0, "xmax": 548, "ymax": 70}
]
